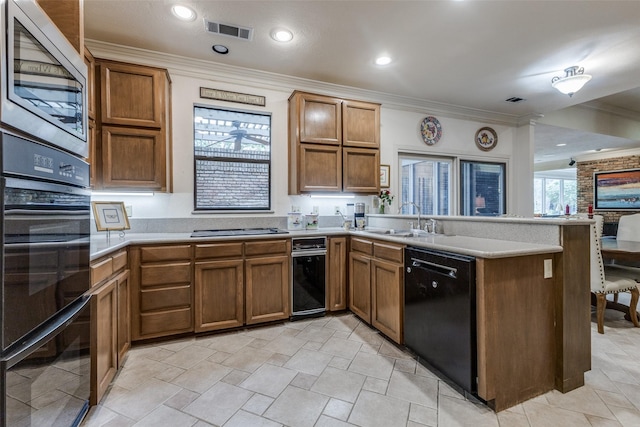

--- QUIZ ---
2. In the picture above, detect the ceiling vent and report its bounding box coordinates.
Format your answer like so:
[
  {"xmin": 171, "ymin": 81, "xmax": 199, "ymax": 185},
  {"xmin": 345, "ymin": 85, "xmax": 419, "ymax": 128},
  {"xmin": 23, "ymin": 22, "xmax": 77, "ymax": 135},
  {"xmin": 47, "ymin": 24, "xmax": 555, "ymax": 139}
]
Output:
[
  {"xmin": 204, "ymin": 19, "xmax": 253, "ymax": 41},
  {"xmin": 505, "ymin": 96, "xmax": 526, "ymax": 103}
]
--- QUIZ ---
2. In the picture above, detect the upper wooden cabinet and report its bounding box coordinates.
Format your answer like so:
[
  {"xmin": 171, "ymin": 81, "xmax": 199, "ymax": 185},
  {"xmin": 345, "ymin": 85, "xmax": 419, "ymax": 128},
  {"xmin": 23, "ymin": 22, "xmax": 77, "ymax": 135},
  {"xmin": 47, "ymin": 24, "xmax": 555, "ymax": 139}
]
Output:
[
  {"xmin": 289, "ymin": 90, "xmax": 380, "ymax": 194},
  {"xmin": 99, "ymin": 61, "xmax": 167, "ymax": 128},
  {"xmin": 91, "ymin": 59, "xmax": 172, "ymax": 191}
]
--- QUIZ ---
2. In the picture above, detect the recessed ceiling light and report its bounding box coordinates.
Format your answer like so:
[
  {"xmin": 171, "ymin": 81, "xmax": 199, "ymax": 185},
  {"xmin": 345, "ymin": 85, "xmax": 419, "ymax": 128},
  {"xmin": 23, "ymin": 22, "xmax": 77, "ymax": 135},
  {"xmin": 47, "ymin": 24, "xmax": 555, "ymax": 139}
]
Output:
[
  {"xmin": 171, "ymin": 4, "xmax": 196, "ymax": 21},
  {"xmin": 375, "ymin": 56, "xmax": 392, "ymax": 66},
  {"xmin": 556, "ymin": 143, "xmax": 566, "ymax": 147},
  {"xmin": 271, "ymin": 29, "xmax": 293, "ymax": 42},
  {"xmin": 212, "ymin": 44, "xmax": 229, "ymax": 55}
]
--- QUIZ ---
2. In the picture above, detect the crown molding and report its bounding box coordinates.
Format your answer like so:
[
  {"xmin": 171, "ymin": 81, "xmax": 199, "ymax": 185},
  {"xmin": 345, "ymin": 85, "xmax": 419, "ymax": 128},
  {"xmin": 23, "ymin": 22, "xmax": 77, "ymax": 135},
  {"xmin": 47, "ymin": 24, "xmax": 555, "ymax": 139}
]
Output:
[{"xmin": 86, "ymin": 39, "xmax": 521, "ymax": 126}]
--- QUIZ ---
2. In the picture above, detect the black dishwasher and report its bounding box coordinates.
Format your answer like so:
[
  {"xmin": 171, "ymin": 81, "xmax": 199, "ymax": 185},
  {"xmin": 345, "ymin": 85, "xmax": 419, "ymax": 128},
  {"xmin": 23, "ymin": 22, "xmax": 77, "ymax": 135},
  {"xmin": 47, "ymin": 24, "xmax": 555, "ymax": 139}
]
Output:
[{"xmin": 404, "ymin": 246, "xmax": 477, "ymax": 394}]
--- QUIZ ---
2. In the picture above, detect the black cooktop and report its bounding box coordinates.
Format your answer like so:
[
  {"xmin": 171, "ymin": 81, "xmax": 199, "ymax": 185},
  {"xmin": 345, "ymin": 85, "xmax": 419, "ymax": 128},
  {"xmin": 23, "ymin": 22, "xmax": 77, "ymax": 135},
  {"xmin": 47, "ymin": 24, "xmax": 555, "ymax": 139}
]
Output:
[{"xmin": 191, "ymin": 228, "xmax": 289, "ymax": 238}]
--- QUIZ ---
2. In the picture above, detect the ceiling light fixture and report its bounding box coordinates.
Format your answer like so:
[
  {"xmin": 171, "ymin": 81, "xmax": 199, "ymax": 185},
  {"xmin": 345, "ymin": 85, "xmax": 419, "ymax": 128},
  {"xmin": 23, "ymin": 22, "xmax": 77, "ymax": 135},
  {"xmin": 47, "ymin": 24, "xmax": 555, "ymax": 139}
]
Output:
[
  {"xmin": 212, "ymin": 44, "xmax": 229, "ymax": 55},
  {"xmin": 271, "ymin": 29, "xmax": 293, "ymax": 42},
  {"xmin": 171, "ymin": 4, "xmax": 196, "ymax": 21},
  {"xmin": 551, "ymin": 66, "xmax": 592, "ymax": 97},
  {"xmin": 375, "ymin": 56, "xmax": 392, "ymax": 66}
]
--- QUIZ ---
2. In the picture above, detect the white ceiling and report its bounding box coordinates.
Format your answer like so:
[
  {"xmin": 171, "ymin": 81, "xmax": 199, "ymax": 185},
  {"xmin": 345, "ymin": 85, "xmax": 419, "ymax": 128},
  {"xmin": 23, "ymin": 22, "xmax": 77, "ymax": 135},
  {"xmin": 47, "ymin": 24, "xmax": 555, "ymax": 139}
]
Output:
[{"xmin": 83, "ymin": 0, "xmax": 640, "ymax": 163}]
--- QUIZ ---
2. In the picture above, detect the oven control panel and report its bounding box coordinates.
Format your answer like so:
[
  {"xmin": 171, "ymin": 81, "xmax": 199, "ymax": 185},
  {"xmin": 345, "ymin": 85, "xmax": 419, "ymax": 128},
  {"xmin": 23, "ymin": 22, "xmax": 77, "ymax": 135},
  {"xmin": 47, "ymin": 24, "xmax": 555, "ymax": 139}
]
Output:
[{"xmin": 1, "ymin": 132, "xmax": 89, "ymax": 187}]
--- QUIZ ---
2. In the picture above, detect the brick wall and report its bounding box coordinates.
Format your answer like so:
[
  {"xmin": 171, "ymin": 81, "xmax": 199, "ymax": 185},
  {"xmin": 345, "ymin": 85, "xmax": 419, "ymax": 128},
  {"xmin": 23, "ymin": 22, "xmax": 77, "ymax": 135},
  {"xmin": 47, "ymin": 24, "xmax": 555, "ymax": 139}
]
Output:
[{"xmin": 577, "ymin": 154, "xmax": 640, "ymax": 223}]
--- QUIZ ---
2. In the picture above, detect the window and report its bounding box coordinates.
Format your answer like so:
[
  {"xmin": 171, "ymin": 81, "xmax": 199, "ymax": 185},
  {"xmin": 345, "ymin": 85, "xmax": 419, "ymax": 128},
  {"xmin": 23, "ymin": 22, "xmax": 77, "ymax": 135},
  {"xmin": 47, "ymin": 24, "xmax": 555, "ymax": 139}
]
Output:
[
  {"xmin": 533, "ymin": 173, "xmax": 577, "ymax": 215},
  {"xmin": 193, "ymin": 106, "xmax": 271, "ymax": 210},
  {"xmin": 399, "ymin": 155, "xmax": 451, "ymax": 215},
  {"xmin": 460, "ymin": 161, "xmax": 506, "ymax": 216}
]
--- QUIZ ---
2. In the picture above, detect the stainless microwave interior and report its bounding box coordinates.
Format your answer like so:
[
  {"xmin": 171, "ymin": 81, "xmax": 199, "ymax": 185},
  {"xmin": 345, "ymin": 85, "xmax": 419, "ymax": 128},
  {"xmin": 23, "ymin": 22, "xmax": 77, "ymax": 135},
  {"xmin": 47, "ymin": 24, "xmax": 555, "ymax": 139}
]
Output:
[{"xmin": 0, "ymin": 0, "xmax": 88, "ymax": 157}]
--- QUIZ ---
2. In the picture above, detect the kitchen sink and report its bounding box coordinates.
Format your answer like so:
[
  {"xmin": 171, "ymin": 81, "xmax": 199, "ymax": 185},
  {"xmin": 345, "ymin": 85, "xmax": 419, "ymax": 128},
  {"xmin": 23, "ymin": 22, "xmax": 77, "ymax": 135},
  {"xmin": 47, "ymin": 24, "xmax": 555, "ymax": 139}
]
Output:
[
  {"xmin": 191, "ymin": 228, "xmax": 289, "ymax": 238},
  {"xmin": 367, "ymin": 229, "xmax": 415, "ymax": 237}
]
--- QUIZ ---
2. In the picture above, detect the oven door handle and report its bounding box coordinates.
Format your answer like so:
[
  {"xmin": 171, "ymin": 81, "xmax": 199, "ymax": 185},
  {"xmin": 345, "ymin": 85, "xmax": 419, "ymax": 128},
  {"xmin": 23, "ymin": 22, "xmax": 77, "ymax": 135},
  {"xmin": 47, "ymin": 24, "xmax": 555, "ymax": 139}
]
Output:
[
  {"xmin": 4, "ymin": 176, "xmax": 90, "ymax": 196},
  {"xmin": 0, "ymin": 295, "xmax": 90, "ymax": 369},
  {"xmin": 292, "ymin": 250, "xmax": 327, "ymax": 257}
]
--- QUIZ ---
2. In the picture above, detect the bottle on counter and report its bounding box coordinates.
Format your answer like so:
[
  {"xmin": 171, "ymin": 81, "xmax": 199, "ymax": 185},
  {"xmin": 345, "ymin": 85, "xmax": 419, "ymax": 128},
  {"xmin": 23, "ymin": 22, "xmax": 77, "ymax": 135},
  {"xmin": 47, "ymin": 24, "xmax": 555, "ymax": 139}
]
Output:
[
  {"xmin": 565, "ymin": 204, "xmax": 570, "ymax": 215},
  {"xmin": 588, "ymin": 203, "xmax": 593, "ymax": 219}
]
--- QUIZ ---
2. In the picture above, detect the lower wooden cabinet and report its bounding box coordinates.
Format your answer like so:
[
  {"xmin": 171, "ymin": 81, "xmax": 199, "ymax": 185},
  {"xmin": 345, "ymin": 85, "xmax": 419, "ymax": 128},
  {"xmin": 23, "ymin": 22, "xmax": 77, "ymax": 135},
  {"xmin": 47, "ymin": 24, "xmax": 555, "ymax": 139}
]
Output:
[
  {"xmin": 245, "ymin": 254, "xmax": 290, "ymax": 324},
  {"xmin": 349, "ymin": 237, "xmax": 404, "ymax": 343},
  {"xmin": 328, "ymin": 236, "xmax": 348, "ymax": 311},
  {"xmin": 194, "ymin": 258, "xmax": 244, "ymax": 332},
  {"xmin": 193, "ymin": 239, "xmax": 290, "ymax": 331},
  {"xmin": 130, "ymin": 244, "xmax": 193, "ymax": 341},
  {"xmin": 90, "ymin": 249, "xmax": 129, "ymax": 405}
]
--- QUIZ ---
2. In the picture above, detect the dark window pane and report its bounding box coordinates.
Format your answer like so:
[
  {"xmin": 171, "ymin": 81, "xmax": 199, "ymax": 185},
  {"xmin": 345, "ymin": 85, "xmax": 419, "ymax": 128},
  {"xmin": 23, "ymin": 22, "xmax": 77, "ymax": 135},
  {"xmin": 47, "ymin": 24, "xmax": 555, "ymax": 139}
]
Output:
[{"xmin": 460, "ymin": 161, "xmax": 506, "ymax": 216}]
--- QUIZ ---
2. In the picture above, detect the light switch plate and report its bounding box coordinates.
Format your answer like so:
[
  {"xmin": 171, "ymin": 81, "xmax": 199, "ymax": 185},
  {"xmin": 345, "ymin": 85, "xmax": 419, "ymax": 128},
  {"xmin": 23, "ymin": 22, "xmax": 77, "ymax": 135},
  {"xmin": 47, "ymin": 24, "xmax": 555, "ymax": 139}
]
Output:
[
  {"xmin": 125, "ymin": 205, "xmax": 133, "ymax": 217},
  {"xmin": 544, "ymin": 259, "xmax": 553, "ymax": 278}
]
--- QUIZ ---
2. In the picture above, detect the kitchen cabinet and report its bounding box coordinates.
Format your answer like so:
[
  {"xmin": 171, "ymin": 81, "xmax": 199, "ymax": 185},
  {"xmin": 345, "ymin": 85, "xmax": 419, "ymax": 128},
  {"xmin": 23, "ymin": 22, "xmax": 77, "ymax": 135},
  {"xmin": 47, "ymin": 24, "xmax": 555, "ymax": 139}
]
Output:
[
  {"xmin": 89, "ymin": 249, "xmax": 129, "ymax": 405},
  {"xmin": 36, "ymin": 0, "xmax": 83, "ymax": 53},
  {"xmin": 193, "ymin": 239, "xmax": 290, "ymax": 330},
  {"xmin": 91, "ymin": 59, "xmax": 172, "ymax": 191},
  {"xmin": 194, "ymin": 242, "xmax": 245, "ymax": 332},
  {"xmin": 129, "ymin": 244, "xmax": 193, "ymax": 341},
  {"xmin": 349, "ymin": 237, "xmax": 404, "ymax": 343},
  {"xmin": 327, "ymin": 236, "xmax": 348, "ymax": 311},
  {"xmin": 245, "ymin": 240, "xmax": 291, "ymax": 324},
  {"xmin": 289, "ymin": 90, "xmax": 380, "ymax": 194}
]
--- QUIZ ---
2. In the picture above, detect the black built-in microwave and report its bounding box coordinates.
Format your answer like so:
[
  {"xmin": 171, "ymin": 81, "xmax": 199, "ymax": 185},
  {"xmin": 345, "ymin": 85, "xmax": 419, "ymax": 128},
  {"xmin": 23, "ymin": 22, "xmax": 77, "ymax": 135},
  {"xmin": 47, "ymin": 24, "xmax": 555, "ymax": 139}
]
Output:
[{"xmin": 0, "ymin": 0, "xmax": 88, "ymax": 158}]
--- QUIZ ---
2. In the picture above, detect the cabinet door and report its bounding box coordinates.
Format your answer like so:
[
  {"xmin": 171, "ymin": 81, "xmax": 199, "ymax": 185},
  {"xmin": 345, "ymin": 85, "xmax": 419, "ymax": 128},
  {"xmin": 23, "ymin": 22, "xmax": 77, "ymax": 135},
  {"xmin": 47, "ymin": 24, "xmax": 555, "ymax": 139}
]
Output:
[
  {"xmin": 328, "ymin": 237, "xmax": 348, "ymax": 311},
  {"xmin": 245, "ymin": 255, "xmax": 290, "ymax": 324},
  {"xmin": 349, "ymin": 252, "xmax": 371, "ymax": 323},
  {"xmin": 371, "ymin": 259, "xmax": 403, "ymax": 344},
  {"xmin": 299, "ymin": 143, "xmax": 342, "ymax": 192},
  {"xmin": 115, "ymin": 270, "xmax": 130, "ymax": 366},
  {"xmin": 90, "ymin": 278, "xmax": 117, "ymax": 406},
  {"xmin": 99, "ymin": 61, "xmax": 166, "ymax": 128},
  {"xmin": 343, "ymin": 147, "xmax": 380, "ymax": 193},
  {"xmin": 194, "ymin": 259, "xmax": 244, "ymax": 332},
  {"xmin": 342, "ymin": 100, "xmax": 380, "ymax": 148},
  {"xmin": 294, "ymin": 92, "xmax": 342, "ymax": 145},
  {"xmin": 101, "ymin": 126, "xmax": 166, "ymax": 190}
]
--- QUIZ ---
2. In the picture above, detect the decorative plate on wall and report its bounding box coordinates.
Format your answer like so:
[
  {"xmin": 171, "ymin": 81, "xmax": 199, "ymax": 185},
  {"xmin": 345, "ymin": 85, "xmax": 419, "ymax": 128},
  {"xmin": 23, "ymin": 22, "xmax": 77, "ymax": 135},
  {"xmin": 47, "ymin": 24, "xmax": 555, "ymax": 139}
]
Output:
[
  {"xmin": 475, "ymin": 127, "xmax": 498, "ymax": 151},
  {"xmin": 420, "ymin": 116, "xmax": 442, "ymax": 145}
]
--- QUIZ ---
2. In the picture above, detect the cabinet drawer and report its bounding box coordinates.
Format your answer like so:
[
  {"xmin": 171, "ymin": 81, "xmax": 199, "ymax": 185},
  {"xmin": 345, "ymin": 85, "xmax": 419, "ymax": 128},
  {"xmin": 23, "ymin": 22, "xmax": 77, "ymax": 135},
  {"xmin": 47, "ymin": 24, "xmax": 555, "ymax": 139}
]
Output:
[
  {"xmin": 91, "ymin": 257, "xmax": 113, "ymax": 287},
  {"xmin": 140, "ymin": 263, "xmax": 191, "ymax": 287},
  {"xmin": 112, "ymin": 250, "xmax": 128, "ymax": 271},
  {"xmin": 195, "ymin": 242, "xmax": 243, "ymax": 259},
  {"xmin": 140, "ymin": 308, "xmax": 192, "ymax": 336},
  {"xmin": 245, "ymin": 239, "xmax": 289, "ymax": 257},
  {"xmin": 374, "ymin": 242, "xmax": 404, "ymax": 264},
  {"xmin": 140, "ymin": 285, "xmax": 191, "ymax": 311},
  {"xmin": 350, "ymin": 238, "xmax": 373, "ymax": 255},
  {"xmin": 140, "ymin": 245, "xmax": 191, "ymax": 262}
]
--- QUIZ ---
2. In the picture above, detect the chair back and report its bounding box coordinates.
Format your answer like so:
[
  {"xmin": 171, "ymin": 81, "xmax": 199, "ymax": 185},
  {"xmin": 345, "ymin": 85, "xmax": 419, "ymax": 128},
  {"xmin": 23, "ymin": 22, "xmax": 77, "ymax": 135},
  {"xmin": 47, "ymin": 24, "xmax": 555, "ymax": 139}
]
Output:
[
  {"xmin": 617, "ymin": 213, "xmax": 640, "ymax": 242},
  {"xmin": 590, "ymin": 215, "xmax": 606, "ymax": 292}
]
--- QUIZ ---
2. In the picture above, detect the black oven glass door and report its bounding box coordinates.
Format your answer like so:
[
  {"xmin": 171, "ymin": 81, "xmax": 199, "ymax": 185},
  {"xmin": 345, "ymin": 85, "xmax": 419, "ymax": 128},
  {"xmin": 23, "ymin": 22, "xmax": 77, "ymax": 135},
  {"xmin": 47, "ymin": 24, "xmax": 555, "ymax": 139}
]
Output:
[
  {"xmin": 2, "ymin": 0, "xmax": 87, "ymax": 157},
  {"xmin": 292, "ymin": 252, "xmax": 326, "ymax": 315},
  {"xmin": 2, "ymin": 177, "xmax": 90, "ymax": 351},
  {"xmin": 1, "ymin": 297, "xmax": 90, "ymax": 427}
]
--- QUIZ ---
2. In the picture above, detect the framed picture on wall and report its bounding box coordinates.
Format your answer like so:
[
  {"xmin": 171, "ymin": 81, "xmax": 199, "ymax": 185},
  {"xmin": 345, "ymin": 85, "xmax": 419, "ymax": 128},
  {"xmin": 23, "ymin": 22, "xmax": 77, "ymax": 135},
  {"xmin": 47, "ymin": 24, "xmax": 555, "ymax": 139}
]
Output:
[
  {"xmin": 92, "ymin": 201, "xmax": 131, "ymax": 231},
  {"xmin": 380, "ymin": 164, "xmax": 390, "ymax": 188},
  {"xmin": 594, "ymin": 169, "xmax": 640, "ymax": 210}
]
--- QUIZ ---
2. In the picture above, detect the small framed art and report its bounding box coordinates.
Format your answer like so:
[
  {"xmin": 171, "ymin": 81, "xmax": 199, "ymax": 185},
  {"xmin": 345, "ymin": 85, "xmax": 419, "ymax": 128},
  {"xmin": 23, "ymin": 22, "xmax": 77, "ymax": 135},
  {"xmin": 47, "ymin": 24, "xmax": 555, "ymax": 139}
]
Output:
[
  {"xmin": 380, "ymin": 164, "xmax": 390, "ymax": 188},
  {"xmin": 92, "ymin": 201, "xmax": 131, "ymax": 231}
]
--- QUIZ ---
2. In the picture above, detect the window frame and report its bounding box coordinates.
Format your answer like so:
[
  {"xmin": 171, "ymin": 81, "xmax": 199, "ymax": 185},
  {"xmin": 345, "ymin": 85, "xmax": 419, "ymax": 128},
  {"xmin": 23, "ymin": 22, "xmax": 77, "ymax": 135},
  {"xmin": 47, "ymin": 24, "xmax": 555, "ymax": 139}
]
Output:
[
  {"xmin": 397, "ymin": 153, "xmax": 453, "ymax": 216},
  {"xmin": 193, "ymin": 104, "xmax": 272, "ymax": 212},
  {"xmin": 459, "ymin": 159, "xmax": 507, "ymax": 216}
]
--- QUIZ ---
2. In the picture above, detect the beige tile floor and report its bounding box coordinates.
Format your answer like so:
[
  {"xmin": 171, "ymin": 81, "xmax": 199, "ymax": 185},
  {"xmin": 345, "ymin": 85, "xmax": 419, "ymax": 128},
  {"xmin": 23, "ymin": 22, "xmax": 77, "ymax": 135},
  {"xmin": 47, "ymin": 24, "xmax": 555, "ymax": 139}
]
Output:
[{"xmin": 82, "ymin": 305, "xmax": 640, "ymax": 427}]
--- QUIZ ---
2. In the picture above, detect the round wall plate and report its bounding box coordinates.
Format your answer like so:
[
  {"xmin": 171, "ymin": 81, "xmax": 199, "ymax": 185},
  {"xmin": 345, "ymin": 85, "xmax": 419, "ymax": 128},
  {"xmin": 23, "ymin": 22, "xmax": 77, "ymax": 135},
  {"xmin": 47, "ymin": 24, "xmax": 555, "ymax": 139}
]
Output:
[
  {"xmin": 475, "ymin": 127, "xmax": 498, "ymax": 151},
  {"xmin": 420, "ymin": 116, "xmax": 442, "ymax": 145}
]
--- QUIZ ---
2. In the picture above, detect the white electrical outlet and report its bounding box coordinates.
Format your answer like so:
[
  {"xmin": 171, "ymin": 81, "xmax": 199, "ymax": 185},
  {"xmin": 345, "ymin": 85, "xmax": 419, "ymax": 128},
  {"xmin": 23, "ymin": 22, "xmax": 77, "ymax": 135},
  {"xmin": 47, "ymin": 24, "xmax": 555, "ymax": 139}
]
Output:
[
  {"xmin": 334, "ymin": 206, "xmax": 341, "ymax": 214},
  {"xmin": 543, "ymin": 259, "xmax": 553, "ymax": 278},
  {"xmin": 125, "ymin": 205, "xmax": 133, "ymax": 217}
]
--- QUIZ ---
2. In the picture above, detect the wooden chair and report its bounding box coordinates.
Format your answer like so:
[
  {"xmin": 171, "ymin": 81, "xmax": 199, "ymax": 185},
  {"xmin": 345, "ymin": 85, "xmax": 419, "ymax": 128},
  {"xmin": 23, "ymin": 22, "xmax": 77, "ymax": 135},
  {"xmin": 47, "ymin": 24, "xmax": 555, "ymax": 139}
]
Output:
[{"xmin": 590, "ymin": 215, "xmax": 640, "ymax": 334}]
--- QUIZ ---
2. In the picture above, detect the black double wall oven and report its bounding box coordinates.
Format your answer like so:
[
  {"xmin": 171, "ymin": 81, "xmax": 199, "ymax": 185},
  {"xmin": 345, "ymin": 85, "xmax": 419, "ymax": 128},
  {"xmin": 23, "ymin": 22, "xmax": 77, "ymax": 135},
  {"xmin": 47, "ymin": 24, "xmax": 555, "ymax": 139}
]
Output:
[{"xmin": 1, "ymin": 132, "xmax": 91, "ymax": 427}]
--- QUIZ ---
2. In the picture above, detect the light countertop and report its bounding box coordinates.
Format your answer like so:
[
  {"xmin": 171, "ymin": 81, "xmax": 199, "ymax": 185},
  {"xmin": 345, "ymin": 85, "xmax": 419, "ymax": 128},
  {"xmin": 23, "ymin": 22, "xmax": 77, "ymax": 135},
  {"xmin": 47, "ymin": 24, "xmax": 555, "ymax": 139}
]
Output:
[{"xmin": 91, "ymin": 227, "xmax": 562, "ymax": 261}]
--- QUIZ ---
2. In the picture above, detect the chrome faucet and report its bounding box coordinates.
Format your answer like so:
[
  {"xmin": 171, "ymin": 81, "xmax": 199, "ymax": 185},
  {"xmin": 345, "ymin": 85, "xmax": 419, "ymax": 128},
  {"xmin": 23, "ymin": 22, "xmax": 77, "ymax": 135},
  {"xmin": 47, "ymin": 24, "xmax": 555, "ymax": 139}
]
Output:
[{"xmin": 398, "ymin": 202, "xmax": 422, "ymax": 230}]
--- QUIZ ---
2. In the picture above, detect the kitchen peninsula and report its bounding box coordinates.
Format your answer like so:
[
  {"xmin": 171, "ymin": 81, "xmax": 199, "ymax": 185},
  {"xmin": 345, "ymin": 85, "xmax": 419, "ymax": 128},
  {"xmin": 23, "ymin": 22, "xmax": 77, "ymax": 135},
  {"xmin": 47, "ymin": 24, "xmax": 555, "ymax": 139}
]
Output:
[{"xmin": 89, "ymin": 216, "xmax": 590, "ymax": 412}]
